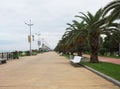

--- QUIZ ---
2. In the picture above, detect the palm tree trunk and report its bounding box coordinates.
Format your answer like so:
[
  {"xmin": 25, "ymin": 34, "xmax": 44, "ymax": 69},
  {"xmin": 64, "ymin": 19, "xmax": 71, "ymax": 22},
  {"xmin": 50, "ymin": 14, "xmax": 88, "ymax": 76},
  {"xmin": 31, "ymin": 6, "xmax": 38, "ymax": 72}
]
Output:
[
  {"xmin": 77, "ymin": 44, "xmax": 83, "ymax": 56},
  {"xmin": 89, "ymin": 34, "xmax": 99, "ymax": 63},
  {"xmin": 70, "ymin": 51, "xmax": 74, "ymax": 55},
  {"xmin": 90, "ymin": 52, "xmax": 99, "ymax": 63}
]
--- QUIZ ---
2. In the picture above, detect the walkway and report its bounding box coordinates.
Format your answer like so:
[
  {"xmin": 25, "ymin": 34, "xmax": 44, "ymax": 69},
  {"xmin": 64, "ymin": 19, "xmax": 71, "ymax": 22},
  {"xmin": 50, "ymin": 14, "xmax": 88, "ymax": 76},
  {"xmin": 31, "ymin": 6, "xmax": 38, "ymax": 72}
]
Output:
[
  {"xmin": 0, "ymin": 52, "xmax": 119, "ymax": 89},
  {"xmin": 83, "ymin": 54, "xmax": 120, "ymax": 65}
]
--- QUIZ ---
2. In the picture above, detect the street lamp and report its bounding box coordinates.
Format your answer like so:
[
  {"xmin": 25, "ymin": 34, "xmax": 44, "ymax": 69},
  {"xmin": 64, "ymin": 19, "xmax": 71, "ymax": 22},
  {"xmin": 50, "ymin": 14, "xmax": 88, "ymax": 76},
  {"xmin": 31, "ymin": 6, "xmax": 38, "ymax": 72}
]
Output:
[
  {"xmin": 119, "ymin": 43, "xmax": 120, "ymax": 56},
  {"xmin": 35, "ymin": 33, "xmax": 41, "ymax": 50},
  {"xmin": 118, "ymin": 21, "xmax": 120, "ymax": 56},
  {"xmin": 25, "ymin": 20, "xmax": 34, "ymax": 55}
]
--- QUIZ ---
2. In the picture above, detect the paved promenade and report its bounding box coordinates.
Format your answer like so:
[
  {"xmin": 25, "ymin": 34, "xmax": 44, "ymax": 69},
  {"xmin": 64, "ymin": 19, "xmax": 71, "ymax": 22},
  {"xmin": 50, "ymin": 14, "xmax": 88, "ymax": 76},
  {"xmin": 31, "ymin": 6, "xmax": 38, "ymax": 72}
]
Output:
[
  {"xmin": 0, "ymin": 52, "xmax": 119, "ymax": 89},
  {"xmin": 83, "ymin": 54, "xmax": 120, "ymax": 65}
]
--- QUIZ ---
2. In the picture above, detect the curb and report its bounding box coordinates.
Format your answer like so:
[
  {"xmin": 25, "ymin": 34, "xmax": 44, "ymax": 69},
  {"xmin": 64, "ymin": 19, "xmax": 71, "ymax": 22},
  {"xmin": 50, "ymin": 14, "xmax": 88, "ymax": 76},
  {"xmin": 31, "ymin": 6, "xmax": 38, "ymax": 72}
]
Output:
[{"xmin": 81, "ymin": 64, "xmax": 120, "ymax": 87}]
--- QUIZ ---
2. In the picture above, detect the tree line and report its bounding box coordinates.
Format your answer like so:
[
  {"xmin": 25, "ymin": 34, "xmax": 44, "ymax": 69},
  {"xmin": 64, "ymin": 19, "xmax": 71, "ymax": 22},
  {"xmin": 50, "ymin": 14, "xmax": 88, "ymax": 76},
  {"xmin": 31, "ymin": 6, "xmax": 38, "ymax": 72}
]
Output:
[{"xmin": 55, "ymin": 0, "xmax": 120, "ymax": 63}]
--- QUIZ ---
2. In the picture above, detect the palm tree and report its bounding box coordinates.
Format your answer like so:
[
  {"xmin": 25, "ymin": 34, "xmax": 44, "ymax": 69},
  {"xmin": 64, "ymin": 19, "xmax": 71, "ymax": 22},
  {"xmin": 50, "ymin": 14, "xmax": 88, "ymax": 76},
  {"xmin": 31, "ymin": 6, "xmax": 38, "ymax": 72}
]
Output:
[
  {"xmin": 103, "ymin": 0, "xmax": 120, "ymax": 23},
  {"xmin": 55, "ymin": 20, "xmax": 87, "ymax": 56},
  {"xmin": 101, "ymin": 22, "xmax": 120, "ymax": 55},
  {"xmin": 55, "ymin": 28, "xmax": 77, "ymax": 54},
  {"xmin": 65, "ymin": 20, "xmax": 87, "ymax": 56},
  {"xmin": 62, "ymin": 28, "xmax": 75, "ymax": 55},
  {"xmin": 102, "ymin": 0, "xmax": 120, "ymax": 56},
  {"xmin": 75, "ymin": 9, "xmax": 104, "ymax": 63}
]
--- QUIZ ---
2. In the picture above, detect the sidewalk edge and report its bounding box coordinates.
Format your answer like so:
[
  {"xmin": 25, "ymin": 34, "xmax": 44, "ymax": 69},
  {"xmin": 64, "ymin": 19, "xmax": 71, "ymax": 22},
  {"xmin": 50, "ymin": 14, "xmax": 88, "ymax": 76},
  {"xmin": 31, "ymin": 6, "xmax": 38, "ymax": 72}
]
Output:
[{"xmin": 81, "ymin": 64, "xmax": 120, "ymax": 87}]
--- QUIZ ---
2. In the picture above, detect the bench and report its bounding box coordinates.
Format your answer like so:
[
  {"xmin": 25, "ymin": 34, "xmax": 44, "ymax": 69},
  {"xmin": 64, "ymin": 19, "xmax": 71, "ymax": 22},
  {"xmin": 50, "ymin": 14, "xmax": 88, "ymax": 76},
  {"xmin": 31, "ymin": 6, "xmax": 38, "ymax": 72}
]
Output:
[
  {"xmin": 70, "ymin": 56, "xmax": 82, "ymax": 63},
  {"xmin": 0, "ymin": 58, "xmax": 7, "ymax": 64},
  {"xmin": 59, "ymin": 52, "xmax": 63, "ymax": 56}
]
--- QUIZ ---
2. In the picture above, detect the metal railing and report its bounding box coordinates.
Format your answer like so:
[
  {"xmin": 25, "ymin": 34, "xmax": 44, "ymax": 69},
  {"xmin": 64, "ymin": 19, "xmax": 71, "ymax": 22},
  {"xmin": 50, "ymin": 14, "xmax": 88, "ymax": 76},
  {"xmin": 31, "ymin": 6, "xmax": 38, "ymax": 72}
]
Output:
[{"xmin": 0, "ymin": 52, "xmax": 19, "ymax": 60}]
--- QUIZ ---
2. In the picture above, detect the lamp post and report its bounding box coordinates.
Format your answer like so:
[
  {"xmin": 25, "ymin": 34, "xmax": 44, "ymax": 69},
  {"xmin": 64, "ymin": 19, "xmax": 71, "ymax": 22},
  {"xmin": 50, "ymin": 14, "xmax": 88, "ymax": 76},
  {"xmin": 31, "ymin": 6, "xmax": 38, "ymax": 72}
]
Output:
[
  {"xmin": 25, "ymin": 20, "xmax": 34, "ymax": 55},
  {"xmin": 35, "ymin": 33, "xmax": 41, "ymax": 50},
  {"xmin": 118, "ymin": 21, "xmax": 120, "ymax": 56},
  {"xmin": 119, "ymin": 43, "xmax": 120, "ymax": 56}
]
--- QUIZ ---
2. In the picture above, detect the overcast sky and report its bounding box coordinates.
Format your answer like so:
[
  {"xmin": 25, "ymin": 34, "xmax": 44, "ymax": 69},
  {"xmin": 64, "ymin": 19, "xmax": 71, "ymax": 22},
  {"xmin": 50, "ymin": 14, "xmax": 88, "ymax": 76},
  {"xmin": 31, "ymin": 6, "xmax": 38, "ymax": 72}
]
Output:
[{"xmin": 0, "ymin": 0, "xmax": 111, "ymax": 51}]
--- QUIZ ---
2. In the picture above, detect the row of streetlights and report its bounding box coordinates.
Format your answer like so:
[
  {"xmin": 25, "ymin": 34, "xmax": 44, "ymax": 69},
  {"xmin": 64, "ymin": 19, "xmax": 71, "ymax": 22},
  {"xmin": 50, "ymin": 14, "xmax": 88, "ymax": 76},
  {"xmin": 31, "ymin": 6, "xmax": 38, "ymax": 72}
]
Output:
[
  {"xmin": 25, "ymin": 20, "xmax": 119, "ymax": 55},
  {"xmin": 25, "ymin": 20, "xmax": 41, "ymax": 55}
]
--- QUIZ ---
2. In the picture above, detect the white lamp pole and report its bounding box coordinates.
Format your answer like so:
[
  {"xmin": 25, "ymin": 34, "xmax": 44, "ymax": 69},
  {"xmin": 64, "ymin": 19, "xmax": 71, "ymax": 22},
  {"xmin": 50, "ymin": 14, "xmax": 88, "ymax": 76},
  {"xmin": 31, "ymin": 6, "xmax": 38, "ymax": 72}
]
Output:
[
  {"xmin": 36, "ymin": 33, "xmax": 41, "ymax": 50},
  {"xmin": 119, "ymin": 43, "xmax": 120, "ymax": 56},
  {"xmin": 25, "ymin": 20, "xmax": 34, "ymax": 55},
  {"xmin": 118, "ymin": 20, "xmax": 120, "ymax": 56}
]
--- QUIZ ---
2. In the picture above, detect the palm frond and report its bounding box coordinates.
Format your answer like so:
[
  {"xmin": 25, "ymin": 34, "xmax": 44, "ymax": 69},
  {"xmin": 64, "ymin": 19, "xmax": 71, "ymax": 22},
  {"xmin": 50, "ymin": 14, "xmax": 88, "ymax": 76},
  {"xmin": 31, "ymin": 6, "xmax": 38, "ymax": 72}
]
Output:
[{"xmin": 103, "ymin": 0, "xmax": 120, "ymax": 16}]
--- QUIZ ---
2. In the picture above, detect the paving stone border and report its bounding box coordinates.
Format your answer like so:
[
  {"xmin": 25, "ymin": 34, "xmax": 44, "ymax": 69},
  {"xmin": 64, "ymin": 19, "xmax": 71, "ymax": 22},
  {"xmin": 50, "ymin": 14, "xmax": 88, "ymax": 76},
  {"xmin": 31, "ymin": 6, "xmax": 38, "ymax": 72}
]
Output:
[{"xmin": 81, "ymin": 64, "xmax": 120, "ymax": 87}]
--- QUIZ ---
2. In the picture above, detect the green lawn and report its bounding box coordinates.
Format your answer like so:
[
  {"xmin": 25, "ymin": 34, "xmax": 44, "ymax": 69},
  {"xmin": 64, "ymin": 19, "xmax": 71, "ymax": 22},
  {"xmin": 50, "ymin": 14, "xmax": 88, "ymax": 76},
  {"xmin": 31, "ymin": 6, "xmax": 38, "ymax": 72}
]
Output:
[{"xmin": 81, "ymin": 62, "xmax": 120, "ymax": 82}]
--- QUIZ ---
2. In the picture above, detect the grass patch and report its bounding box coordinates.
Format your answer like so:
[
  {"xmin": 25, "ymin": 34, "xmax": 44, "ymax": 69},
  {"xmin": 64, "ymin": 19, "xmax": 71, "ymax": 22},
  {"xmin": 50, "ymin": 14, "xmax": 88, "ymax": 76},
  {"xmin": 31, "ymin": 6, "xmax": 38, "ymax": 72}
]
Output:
[{"xmin": 81, "ymin": 62, "xmax": 120, "ymax": 82}]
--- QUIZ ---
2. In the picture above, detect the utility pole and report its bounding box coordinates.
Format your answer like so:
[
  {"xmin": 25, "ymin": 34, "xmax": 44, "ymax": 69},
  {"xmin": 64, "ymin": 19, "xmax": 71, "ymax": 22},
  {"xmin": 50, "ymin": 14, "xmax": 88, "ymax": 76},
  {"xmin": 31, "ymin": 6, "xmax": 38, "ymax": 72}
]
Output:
[{"xmin": 25, "ymin": 20, "xmax": 34, "ymax": 55}]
